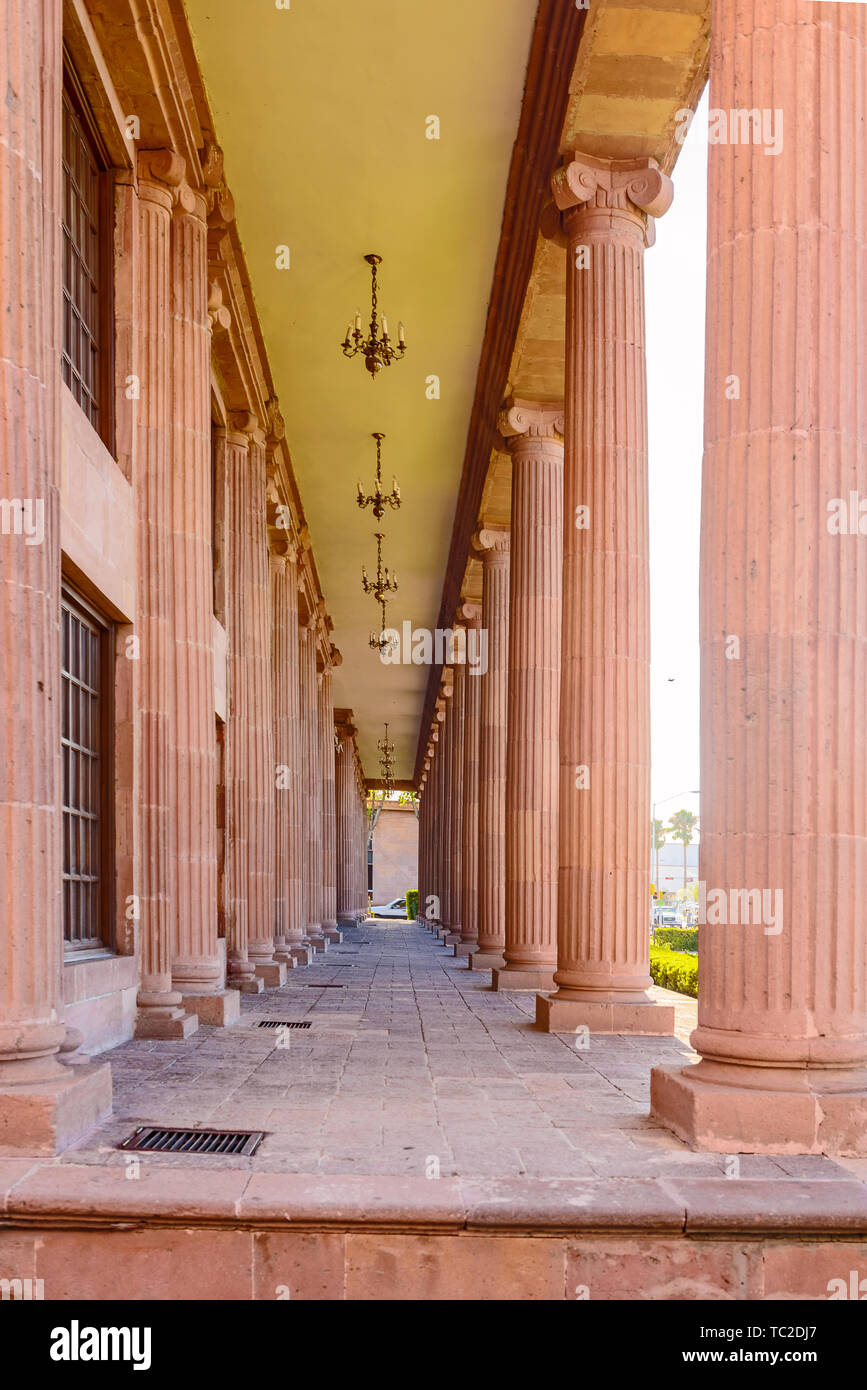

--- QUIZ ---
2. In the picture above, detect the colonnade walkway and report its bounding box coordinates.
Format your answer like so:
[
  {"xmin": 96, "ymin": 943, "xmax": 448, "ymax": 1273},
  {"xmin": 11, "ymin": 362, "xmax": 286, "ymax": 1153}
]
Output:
[
  {"xmin": 48, "ymin": 922, "xmax": 855, "ymax": 1186},
  {"xmin": 4, "ymin": 919, "xmax": 867, "ymax": 1300}
]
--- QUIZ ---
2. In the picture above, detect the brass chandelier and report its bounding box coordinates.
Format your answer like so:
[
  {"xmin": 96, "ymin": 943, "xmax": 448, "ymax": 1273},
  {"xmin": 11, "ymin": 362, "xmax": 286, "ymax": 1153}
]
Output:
[
  {"xmin": 362, "ymin": 532, "xmax": 398, "ymax": 653},
  {"xmin": 357, "ymin": 433, "xmax": 401, "ymax": 518},
  {"xmin": 378, "ymin": 722, "xmax": 396, "ymax": 794},
  {"xmin": 340, "ymin": 254, "xmax": 407, "ymax": 378}
]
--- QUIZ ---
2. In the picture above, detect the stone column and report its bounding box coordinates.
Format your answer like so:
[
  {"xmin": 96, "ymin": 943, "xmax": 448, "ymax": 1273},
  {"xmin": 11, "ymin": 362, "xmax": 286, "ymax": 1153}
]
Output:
[
  {"xmin": 434, "ymin": 682, "xmax": 454, "ymax": 938},
  {"xmin": 469, "ymin": 529, "xmax": 510, "ymax": 971},
  {"xmin": 0, "ymin": 0, "xmax": 111, "ymax": 1151},
  {"xmin": 320, "ymin": 661, "xmax": 341, "ymax": 942},
  {"xmin": 169, "ymin": 180, "xmax": 238, "ymax": 1026},
  {"xmin": 242, "ymin": 429, "xmax": 284, "ymax": 986},
  {"xmin": 301, "ymin": 620, "xmax": 327, "ymax": 950},
  {"xmin": 653, "ymin": 0, "xmax": 867, "ymax": 1151},
  {"xmin": 492, "ymin": 403, "xmax": 563, "ymax": 991},
  {"xmin": 133, "ymin": 151, "xmax": 198, "ymax": 1039},
  {"xmin": 535, "ymin": 154, "xmax": 675, "ymax": 1034},
  {"xmin": 272, "ymin": 548, "xmax": 311, "ymax": 966},
  {"xmin": 335, "ymin": 713, "xmax": 358, "ymax": 928},
  {"xmin": 440, "ymin": 657, "xmax": 465, "ymax": 945},
  {"xmin": 454, "ymin": 607, "xmax": 482, "ymax": 955},
  {"xmin": 222, "ymin": 421, "xmax": 262, "ymax": 994}
]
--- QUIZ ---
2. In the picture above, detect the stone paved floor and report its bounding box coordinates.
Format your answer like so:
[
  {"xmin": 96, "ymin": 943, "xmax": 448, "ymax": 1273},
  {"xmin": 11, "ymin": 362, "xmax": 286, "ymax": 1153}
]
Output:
[{"xmin": 63, "ymin": 920, "xmax": 860, "ymax": 1183}]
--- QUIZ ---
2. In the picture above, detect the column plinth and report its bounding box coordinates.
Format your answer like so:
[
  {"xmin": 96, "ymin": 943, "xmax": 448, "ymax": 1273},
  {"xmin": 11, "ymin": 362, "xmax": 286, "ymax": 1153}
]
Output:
[
  {"xmin": 493, "ymin": 404, "xmax": 563, "ymax": 992},
  {"xmin": 652, "ymin": 0, "xmax": 867, "ymax": 1151},
  {"xmin": 536, "ymin": 155, "xmax": 674, "ymax": 1035}
]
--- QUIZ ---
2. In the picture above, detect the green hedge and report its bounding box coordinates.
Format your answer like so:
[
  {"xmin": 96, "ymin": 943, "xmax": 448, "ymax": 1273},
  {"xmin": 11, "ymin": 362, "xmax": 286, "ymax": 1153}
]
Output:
[
  {"xmin": 406, "ymin": 889, "xmax": 418, "ymax": 921},
  {"xmin": 650, "ymin": 947, "xmax": 698, "ymax": 998},
  {"xmin": 652, "ymin": 925, "xmax": 698, "ymax": 953}
]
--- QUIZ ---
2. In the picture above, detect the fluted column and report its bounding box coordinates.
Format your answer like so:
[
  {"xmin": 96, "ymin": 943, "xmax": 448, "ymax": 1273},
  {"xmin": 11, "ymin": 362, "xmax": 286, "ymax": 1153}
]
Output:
[
  {"xmin": 335, "ymin": 714, "xmax": 359, "ymax": 927},
  {"xmin": 301, "ymin": 620, "xmax": 327, "ymax": 950},
  {"xmin": 535, "ymin": 154, "xmax": 675, "ymax": 1034},
  {"xmin": 454, "ymin": 607, "xmax": 482, "ymax": 955},
  {"xmin": 133, "ymin": 152, "xmax": 198, "ymax": 1039},
  {"xmin": 272, "ymin": 548, "xmax": 311, "ymax": 966},
  {"xmin": 469, "ymin": 530, "xmax": 510, "ymax": 970},
  {"xmin": 242, "ymin": 428, "xmax": 283, "ymax": 986},
  {"xmin": 440, "ymin": 656, "xmax": 466, "ymax": 945},
  {"xmin": 320, "ymin": 661, "xmax": 341, "ymax": 941},
  {"xmin": 169, "ymin": 181, "xmax": 237, "ymax": 1026},
  {"xmin": 492, "ymin": 403, "xmax": 563, "ymax": 991},
  {"xmin": 0, "ymin": 0, "xmax": 111, "ymax": 1149},
  {"xmin": 653, "ymin": 0, "xmax": 867, "ymax": 1152},
  {"xmin": 222, "ymin": 422, "xmax": 262, "ymax": 993},
  {"xmin": 433, "ymin": 683, "xmax": 454, "ymax": 937}
]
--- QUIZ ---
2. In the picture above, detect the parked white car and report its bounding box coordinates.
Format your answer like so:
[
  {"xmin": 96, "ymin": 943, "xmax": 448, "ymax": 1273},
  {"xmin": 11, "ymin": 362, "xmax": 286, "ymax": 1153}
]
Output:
[{"xmin": 370, "ymin": 897, "xmax": 407, "ymax": 919}]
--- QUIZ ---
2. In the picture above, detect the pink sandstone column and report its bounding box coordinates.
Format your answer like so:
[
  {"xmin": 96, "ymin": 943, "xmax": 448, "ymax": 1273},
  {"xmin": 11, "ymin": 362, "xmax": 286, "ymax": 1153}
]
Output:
[
  {"xmin": 169, "ymin": 180, "xmax": 238, "ymax": 1026},
  {"xmin": 652, "ymin": 0, "xmax": 867, "ymax": 1152},
  {"xmin": 270, "ymin": 551, "xmax": 295, "ymax": 968},
  {"xmin": 244, "ymin": 427, "xmax": 284, "ymax": 986},
  {"xmin": 469, "ymin": 529, "xmax": 510, "ymax": 971},
  {"xmin": 492, "ymin": 403, "xmax": 563, "ymax": 992},
  {"xmin": 454, "ymin": 606, "xmax": 482, "ymax": 955},
  {"xmin": 536, "ymin": 154, "xmax": 675, "ymax": 1035},
  {"xmin": 440, "ymin": 657, "xmax": 465, "ymax": 946},
  {"xmin": 0, "ymin": 0, "xmax": 111, "ymax": 1150},
  {"xmin": 301, "ymin": 620, "xmax": 327, "ymax": 950},
  {"xmin": 133, "ymin": 151, "xmax": 198, "ymax": 1039},
  {"xmin": 335, "ymin": 713, "xmax": 359, "ymax": 928},
  {"xmin": 433, "ymin": 683, "xmax": 454, "ymax": 937},
  {"xmin": 320, "ymin": 659, "xmax": 341, "ymax": 942},
  {"xmin": 222, "ymin": 420, "xmax": 262, "ymax": 994}
]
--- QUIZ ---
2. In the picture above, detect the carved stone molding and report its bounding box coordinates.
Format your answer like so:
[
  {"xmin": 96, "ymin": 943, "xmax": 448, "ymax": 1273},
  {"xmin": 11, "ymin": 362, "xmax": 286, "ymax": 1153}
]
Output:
[{"xmin": 498, "ymin": 398, "xmax": 564, "ymax": 445}]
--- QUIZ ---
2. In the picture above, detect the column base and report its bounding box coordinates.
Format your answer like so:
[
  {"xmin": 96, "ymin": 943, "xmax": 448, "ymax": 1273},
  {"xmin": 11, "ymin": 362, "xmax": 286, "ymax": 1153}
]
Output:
[
  {"xmin": 492, "ymin": 966, "xmax": 556, "ymax": 992},
  {"xmin": 441, "ymin": 932, "xmax": 462, "ymax": 946},
  {"xmin": 451, "ymin": 940, "xmax": 478, "ymax": 957},
  {"xmin": 537, "ymin": 993, "xmax": 675, "ymax": 1035},
  {"xmin": 0, "ymin": 1060, "xmax": 112, "ymax": 1157},
  {"xmin": 322, "ymin": 928, "xmax": 343, "ymax": 944},
  {"xmin": 254, "ymin": 962, "xmax": 287, "ymax": 987},
  {"xmin": 229, "ymin": 977, "xmax": 264, "ymax": 995},
  {"xmin": 134, "ymin": 1011, "xmax": 199, "ymax": 1040},
  {"xmin": 467, "ymin": 951, "xmax": 506, "ymax": 972},
  {"xmin": 651, "ymin": 1061, "xmax": 867, "ymax": 1156},
  {"xmin": 273, "ymin": 951, "xmax": 298, "ymax": 969},
  {"xmin": 181, "ymin": 990, "xmax": 241, "ymax": 1027},
  {"xmin": 309, "ymin": 937, "xmax": 329, "ymax": 954},
  {"xmin": 287, "ymin": 946, "xmax": 313, "ymax": 967}
]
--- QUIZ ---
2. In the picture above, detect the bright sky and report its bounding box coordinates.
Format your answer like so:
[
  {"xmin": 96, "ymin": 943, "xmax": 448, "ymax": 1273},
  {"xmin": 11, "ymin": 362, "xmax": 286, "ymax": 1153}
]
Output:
[{"xmin": 645, "ymin": 90, "xmax": 708, "ymax": 827}]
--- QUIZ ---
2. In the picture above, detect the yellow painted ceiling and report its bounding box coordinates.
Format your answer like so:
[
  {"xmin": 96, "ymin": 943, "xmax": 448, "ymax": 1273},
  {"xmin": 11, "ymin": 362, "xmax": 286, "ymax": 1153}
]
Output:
[{"xmin": 184, "ymin": 0, "xmax": 538, "ymax": 778}]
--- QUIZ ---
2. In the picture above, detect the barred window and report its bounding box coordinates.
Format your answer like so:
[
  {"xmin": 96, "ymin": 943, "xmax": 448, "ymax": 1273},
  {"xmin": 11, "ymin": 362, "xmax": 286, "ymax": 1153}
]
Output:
[
  {"xmin": 62, "ymin": 588, "xmax": 113, "ymax": 950},
  {"xmin": 61, "ymin": 64, "xmax": 111, "ymax": 438}
]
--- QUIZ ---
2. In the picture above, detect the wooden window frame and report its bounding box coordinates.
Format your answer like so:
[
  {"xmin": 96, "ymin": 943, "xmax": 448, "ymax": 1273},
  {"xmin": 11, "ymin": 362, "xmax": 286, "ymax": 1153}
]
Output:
[
  {"xmin": 61, "ymin": 583, "xmax": 116, "ymax": 955},
  {"xmin": 61, "ymin": 50, "xmax": 115, "ymax": 454}
]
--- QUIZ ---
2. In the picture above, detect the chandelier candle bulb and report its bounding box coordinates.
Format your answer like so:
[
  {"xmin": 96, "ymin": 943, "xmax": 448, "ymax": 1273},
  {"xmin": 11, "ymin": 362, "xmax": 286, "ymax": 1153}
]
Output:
[{"xmin": 398, "ymin": 322, "xmax": 405, "ymax": 344}]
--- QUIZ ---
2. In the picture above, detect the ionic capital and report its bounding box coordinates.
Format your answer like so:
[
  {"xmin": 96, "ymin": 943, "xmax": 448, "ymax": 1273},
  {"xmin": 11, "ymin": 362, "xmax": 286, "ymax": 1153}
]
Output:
[
  {"xmin": 137, "ymin": 149, "xmax": 186, "ymax": 206},
  {"xmin": 473, "ymin": 526, "xmax": 511, "ymax": 560},
  {"xmin": 457, "ymin": 601, "xmax": 482, "ymax": 628},
  {"xmin": 208, "ymin": 281, "xmax": 231, "ymax": 334},
  {"xmin": 547, "ymin": 154, "xmax": 673, "ymax": 249},
  {"xmin": 498, "ymin": 398, "xmax": 564, "ymax": 448}
]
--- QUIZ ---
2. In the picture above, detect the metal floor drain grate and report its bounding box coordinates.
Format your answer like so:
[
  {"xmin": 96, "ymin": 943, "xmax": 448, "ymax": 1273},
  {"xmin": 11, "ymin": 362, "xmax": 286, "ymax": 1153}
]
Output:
[
  {"xmin": 257, "ymin": 1019, "xmax": 311, "ymax": 1030},
  {"xmin": 118, "ymin": 1126, "xmax": 266, "ymax": 1156}
]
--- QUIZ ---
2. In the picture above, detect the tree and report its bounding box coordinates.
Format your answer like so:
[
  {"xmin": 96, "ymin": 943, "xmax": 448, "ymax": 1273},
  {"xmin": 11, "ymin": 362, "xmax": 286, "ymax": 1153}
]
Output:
[
  {"xmin": 651, "ymin": 818, "xmax": 667, "ymax": 893},
  {"xmin": 667, "ymin": 809, "xmax": 699, "ymax": 896}
]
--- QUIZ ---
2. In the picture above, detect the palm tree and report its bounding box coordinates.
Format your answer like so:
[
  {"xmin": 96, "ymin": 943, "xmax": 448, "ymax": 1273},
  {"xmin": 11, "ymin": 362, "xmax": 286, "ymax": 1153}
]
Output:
[
  {"xmin": 651, "ymin": 818, "xmax": 667, "ymax": 894},
  {"xmin": 667, "ymin": 809, "xmax": 699, "ymax": 897}
]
